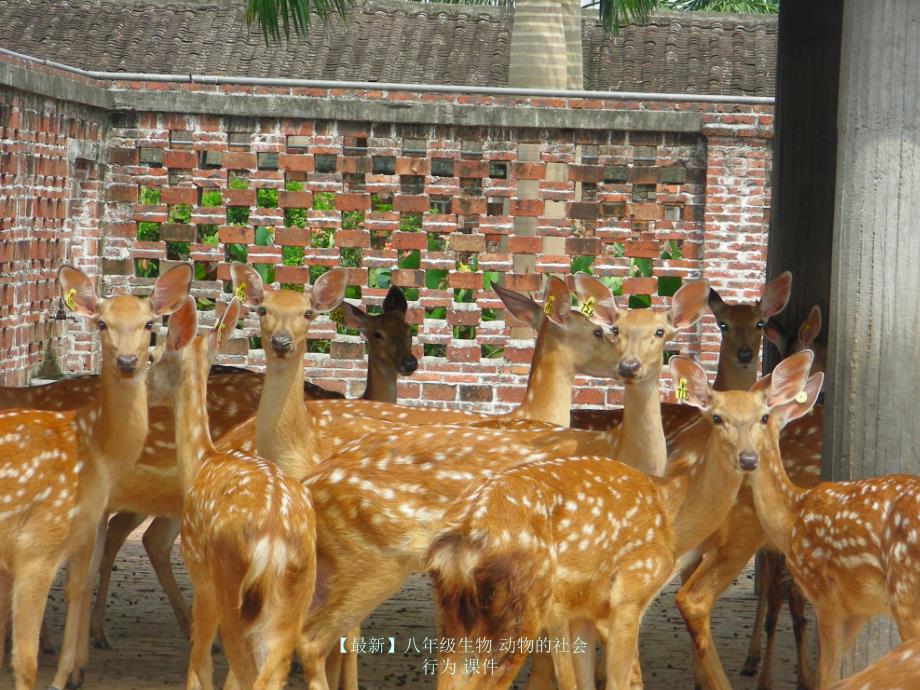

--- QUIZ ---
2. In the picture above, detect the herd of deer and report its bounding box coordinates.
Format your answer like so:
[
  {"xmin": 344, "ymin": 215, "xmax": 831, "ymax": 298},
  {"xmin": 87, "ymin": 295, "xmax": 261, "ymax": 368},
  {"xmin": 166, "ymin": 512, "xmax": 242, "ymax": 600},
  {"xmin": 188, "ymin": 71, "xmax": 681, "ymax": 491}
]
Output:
[{"xmin": 0, "ymin": 261, "xmax": 917, "ymax": 690}]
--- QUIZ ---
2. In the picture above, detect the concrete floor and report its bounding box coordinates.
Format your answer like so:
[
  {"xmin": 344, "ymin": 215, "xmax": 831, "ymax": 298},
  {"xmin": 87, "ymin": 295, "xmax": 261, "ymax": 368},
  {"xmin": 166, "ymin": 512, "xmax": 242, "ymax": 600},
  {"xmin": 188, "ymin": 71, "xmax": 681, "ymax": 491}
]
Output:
[{"xmin": 29, "ymin": 521, "xmax": 815, "ymax": 689}]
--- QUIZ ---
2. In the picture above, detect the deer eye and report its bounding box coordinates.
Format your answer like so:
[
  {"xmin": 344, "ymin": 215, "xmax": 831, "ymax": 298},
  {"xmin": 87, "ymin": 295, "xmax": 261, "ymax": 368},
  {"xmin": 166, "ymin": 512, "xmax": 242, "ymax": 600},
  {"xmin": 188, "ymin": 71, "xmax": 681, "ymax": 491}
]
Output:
[
  {"xmin": 756, "ymin": 320, "xmax": 765, "ymax": 329},
  {"xmin": 611, "ymin": 326, "xmax": 619, "ymax": 336},
  {"xmin": 257, "ymin": 306, "xmax": 267, "ymax": 317},
  {"xmin": 712, "ymin": 414, "xmax": 723, "ymax": 425},
  {"xmin": 144, "ymin": 321, "xmax": 154, "ymax": 330},
  {"xmin": 593, "ymin": 328, "xmax": 603, "ymax": 338},
  {"xmin": 655, "ymin": 328, "xmax": 665, "ymax": 338},
  {"xmin": 761, "ymin": 414, "xmax": 770, "ymax": 424},
  {"xmin": 373, "ymin": 331, "xmax": 384, "ymax": 340},
  {"xmin": 304, "ymin": 310, "xmax": 315, "ymax": 319},
  {"xmin": 97, "ymin": 321, "xmax": 107, "ymax": 331},
  {"xmin": 718, "ymin": 321, "xmax": 729, "ymax": 332}
]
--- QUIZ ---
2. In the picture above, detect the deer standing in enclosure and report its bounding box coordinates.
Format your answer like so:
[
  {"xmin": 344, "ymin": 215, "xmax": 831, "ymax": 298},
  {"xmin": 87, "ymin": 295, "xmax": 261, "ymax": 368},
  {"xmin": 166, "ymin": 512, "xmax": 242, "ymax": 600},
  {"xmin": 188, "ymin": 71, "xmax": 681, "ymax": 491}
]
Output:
[
  {"xmin": 86, "ymin": 285, "xmax": 416, "ymax": 650},
  {"xmin": 145, "ymin": 296, "xmax": 316, "ymax": 690},
  {"xmin": 745, "ymin": 371, "xmax": 920, "ymax": 687},
  {"xmin": 0, "ymin": 264, "xmax": 190, "ymax": 690},
  {"xmin": 426, "ymin": 351, "xmax": 819, "ymax": 690}
]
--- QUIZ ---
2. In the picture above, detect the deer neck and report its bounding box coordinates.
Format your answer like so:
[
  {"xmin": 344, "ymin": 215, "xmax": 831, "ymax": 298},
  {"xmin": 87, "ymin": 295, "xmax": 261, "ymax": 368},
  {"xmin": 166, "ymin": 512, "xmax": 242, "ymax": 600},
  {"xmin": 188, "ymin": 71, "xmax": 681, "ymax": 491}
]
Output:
[
  {"xmin": 362, "ymin": 357, "xmax": 398, "ymax": 403},
  {"xmin": 255, "ymin": 349, "xmax": 313, "ymax": 479},
  {"xmin": 172, "ymin": 352, "xmax": 215, "ymax": 495},
  {"xmin": 508, "ymin": 325, "xmax": 573, "ymax": 427},
  {"xmin": 614, "ymin": 375, "xmax": 667, "ymax": 476},
  {"xmin": 749, "ymin": 438, "xmax": 805, "ymax": 553},
  {"xmin": 714, "ymin": 350, "xmax": 757, "ymax": 391},
  {"xmin": 83, "ymin": 363, "xmax": 150, "ymax": 493},
  {"xmin": 656, "ymin": 437, "xmax": 746, "ymax": 557}
]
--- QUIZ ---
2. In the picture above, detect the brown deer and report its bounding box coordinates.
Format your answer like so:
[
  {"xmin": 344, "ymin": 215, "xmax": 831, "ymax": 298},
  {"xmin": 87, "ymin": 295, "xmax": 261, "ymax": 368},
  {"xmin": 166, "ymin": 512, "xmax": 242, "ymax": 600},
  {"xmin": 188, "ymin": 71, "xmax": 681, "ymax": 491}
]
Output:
[
  {"xmin": 828, "ymin": 635, "xmax": 920, "ymax": 690},
  {"xmin": 87, "ymin": 286, "xmax": 416, "ymax": 650},
  {"xmin": 147, "ymin": 296, "xmax": 316, "ymax": 690},
  {"xmin": 746, "ymin": 371, "xmax": 920, "ymax": 687},
  {"xmin": 0, "ymin": 264, "xmax": 190, "ymax": 690},
  {"xmin": 425, "ymin": 351, "xmax": 818, "ymax": 690}
]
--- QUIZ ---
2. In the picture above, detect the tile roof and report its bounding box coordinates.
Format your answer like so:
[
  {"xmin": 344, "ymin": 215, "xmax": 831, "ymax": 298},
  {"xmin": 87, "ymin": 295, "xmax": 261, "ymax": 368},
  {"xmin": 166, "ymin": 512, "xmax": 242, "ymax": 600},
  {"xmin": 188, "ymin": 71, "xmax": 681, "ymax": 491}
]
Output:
[{"xmin": 0, "ymin": 0, "xmax": 777, "ymax": 96}]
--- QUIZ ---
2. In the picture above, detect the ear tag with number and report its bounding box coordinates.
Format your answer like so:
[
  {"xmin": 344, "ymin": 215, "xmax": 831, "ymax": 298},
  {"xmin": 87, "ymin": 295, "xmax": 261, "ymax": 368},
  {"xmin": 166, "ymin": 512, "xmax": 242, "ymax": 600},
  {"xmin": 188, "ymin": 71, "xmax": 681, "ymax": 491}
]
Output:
[
  {"xmin": 543, "ymin": 294, "xmax": 555, "ymax": 316},
  {"xmin": 794, "ymin": 390, "xmax": 808, "ymax": 404},
  {"xmin": 64, "ymin": 288, "xmax": 77, "ymax": 311},
  {"xmin": 234, "ymin": 281, "xmax": 247, "ymax": 303},
  {"xmin": 580, "ymin": 296, "xmax": 596, "ymax": 318},
  {"xmin": 675, "ymin": 377, "xmax": 690, "ymax": 402}
]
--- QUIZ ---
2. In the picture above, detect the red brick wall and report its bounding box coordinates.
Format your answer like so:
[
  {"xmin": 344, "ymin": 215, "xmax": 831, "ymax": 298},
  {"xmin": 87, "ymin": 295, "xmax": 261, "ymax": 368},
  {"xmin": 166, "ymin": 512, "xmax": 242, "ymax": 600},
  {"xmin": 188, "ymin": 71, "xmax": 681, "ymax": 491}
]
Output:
[
  {"xmin": 0, "ymin": 57, "xmax": 774, "ymax": 411},
  {"xmin": 0, "ymin": 86, "xmax": 106, "ymax": 384}
]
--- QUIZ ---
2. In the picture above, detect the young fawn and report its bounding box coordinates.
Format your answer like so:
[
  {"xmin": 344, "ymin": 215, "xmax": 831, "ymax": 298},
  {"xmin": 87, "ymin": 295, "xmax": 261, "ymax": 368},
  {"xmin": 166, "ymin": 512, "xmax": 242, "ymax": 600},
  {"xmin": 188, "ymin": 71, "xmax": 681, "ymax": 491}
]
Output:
[
  {"xmin": 425, "ymin": 350, "xmax": 817, "ymax": 690},
  {"xmin": 147, "ymin": 296, "xmax": 316, "ymax": 690},
  {"xmin": 0, "ymin": 264, "xmax": 190, "ymax": 690},
  {"xmin": 748, "ymin": 371, "xmax": 920, "ymax": 687},
  {"xmin": 828, "ymin": 635, "xmax": 920, "ymax": 690}
]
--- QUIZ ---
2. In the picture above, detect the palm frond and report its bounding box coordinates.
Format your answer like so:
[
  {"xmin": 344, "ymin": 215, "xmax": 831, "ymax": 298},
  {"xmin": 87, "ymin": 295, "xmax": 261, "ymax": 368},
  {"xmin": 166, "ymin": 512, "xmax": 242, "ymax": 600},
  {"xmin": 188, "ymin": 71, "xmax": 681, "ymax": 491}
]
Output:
[
  {"xmin": 596, "ymin": 0, "xmax": 661, "ymax": 34},
  {"xmin": 663, "ymin": 0, "xmax": 778, "ymax": 13},
  {"xmin": 245, "ymin": 0, "xmax": 355, "ymax": 43}
]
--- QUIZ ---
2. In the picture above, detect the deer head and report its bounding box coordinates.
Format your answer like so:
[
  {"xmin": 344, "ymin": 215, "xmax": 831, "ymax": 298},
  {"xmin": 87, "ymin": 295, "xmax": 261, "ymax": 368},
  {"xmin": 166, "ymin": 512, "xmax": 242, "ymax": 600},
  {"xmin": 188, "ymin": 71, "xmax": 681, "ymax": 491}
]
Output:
[{"xmin": 341, "ymin": 286, "xmax": 417, "ymax": 376}]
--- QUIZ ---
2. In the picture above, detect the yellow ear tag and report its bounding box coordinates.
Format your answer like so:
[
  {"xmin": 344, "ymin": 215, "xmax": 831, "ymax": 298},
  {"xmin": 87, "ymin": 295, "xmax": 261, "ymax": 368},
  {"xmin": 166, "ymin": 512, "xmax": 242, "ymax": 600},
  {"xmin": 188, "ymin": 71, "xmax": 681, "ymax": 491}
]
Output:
[
  {"xmin": 543, "ymin": 294, "xmax": 555, "ymax": 316},
  {"xmin": 64, "ymin": 288, "xmax": 77, "ymax": 311},
  {"xmin": 794, "ymin": 390, "xmax": 808, "ymax": 404},
  {"xmin": 580, "ymin": 296, "xmax": 596, "ymax": 318},
  {"xmin": 234, "ymin": 281, "xmax": 246, "ymax": 303},
  {"xmin": 675, "ymin": 378, "xmax": 690, "ymax": 402}
]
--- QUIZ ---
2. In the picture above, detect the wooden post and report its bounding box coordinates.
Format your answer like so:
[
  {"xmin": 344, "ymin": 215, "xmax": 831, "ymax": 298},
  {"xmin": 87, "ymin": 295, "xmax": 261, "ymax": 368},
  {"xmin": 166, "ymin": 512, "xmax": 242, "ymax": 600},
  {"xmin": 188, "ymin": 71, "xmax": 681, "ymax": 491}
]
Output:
[{"xmin": 824, "ymin": 0, "xmax": 920, "ymax": 675}]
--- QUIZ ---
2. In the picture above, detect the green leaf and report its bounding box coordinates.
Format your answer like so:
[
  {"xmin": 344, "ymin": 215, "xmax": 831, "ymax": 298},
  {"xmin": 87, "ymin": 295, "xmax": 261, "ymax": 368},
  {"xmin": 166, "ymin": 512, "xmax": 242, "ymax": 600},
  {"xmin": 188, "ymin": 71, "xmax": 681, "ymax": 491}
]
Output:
[
  {"xmin": 570, "ymin": 255, "xmax": 595, "ymax": 275},
  {"xmin": 398, "ymin": 251, "xmax": 420, "ymax": 270},
  {"xmin": 201, "ymin": 190, "xmax": 222, "ymax": 208},
  {"xmin": 257, "ymin": 188, "xmax": 278, "ymax": 208},
  {"xmin": 254, "ymin": 226, "xmax": 274, "ymax": 246}
]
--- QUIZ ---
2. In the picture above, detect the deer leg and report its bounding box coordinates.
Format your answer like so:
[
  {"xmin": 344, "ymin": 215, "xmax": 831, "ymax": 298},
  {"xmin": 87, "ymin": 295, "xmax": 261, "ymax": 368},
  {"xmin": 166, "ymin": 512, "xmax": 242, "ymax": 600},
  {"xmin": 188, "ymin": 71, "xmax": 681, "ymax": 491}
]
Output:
[
  {"xmin": 339, "ymin": 627, "xmax": 359, "ymax": 690},
  {"xmin": 523, "ymin": 651, "xmax": 554, "ymax": 690},
  {"xmin": 11, "ymin": 559, "xmax": 58, "ymax": 690},
  {"xmin": 787, "ymin": 582, "xmax": 814, "ymax": 690},
  {"xmin": 142, "ymin": 516, "xmax": 191, "ymax": 638},
  {"xmin": 813, "ymin": 604, "xmax": 845, "ymax": 688},
  {"xmin": 49, "ymin": 525, "xmax": 99, "ymax": 690},
  {"xmin": 91, "ymin": 511, "xmax": 145, "ymax": 649},
  {"xmin": 741, "ymin": 550, "xmax": 769, "ymax": 676},
  {"xmin": 756, "ymin": 553, "xmax": 785, "ymax": 690},
  {"xmin": 568, "ymin": 619, "xmax": 596, "ymax": 690},
  {"xmin": 0, "ymin": 570, "xmax": 10, "ymax": 669},
  {"xmin": 186, "ymin": 579, "xmax": 219, "ymax": 690},
  {"xmin": 216, "ymin": 587, "xmax": 258, "ymax": 689},
  {"xmin": 605, "ymin": 572, "xmax": 661, "ymax": 690}
]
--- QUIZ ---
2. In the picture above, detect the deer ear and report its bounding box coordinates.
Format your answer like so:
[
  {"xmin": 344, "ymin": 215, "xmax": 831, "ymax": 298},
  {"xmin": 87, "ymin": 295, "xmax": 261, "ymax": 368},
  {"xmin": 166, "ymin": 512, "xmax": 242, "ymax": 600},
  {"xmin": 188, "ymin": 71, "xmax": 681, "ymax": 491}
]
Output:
[
  {"xmin": 383, "ymin": 286, "xmax": 408, "ymax": 315},
  {"xmin": 341, "ymin": 302, "xmax": 371, "ymax": 331},
  {"xmin": 765, "ymin": 349, "xmax": 814, "ymax": 407},
  {"xmin": 542, "ymin": 276, "xmax": 571, "ymax": 327},
  {"xmin": 572, "ymin": 273, "xmax": 618, "ymax": 327},
  {"xmin": 771, "ymin": 372, "xmax": 823, "ymax": 427},
  {"xmin": 707, "ymin": 287, "xmax": 727, "ymax": 318},
  {"xmin": 311, "ymin": 269, "xmax": 348, "ymax": 313},
  {"xmin": 494, "ymin": 283, "xmax": 541, "ymax": 330},
  {"xmin": 763, "ymin": 320, "xmax": 790, "ymax": 353},
  {"xmin": 669, "ymin": 280, "xmax": 710, "ymax": 330},
  {"xmin": 799, "ymin": 305, "xmax": 822, "ymax": 346},
  {"xmin": 209, "ymin": 298, "xmax": 241, "ymax": 354},
  {"xmin": 150, "ymin": 264, "xmax": 192, "ymax": 316},
  {"xmin": 668, "ymin": 356, "xmax": 711, "ymax": 410},
  {"xmin": 229, "ymin": 263, "xmax": 265, "ymax": 308},
  {"xmin": 760, "ymin": 271, "xmax": 792, "ymax": 319},
  {"xmin": 58, "ymin": 265, "xmax": 98, "ymax": 318},
  {"xmin": 166, "ymin": 296, "xmax": 198, "ymax": 351}
]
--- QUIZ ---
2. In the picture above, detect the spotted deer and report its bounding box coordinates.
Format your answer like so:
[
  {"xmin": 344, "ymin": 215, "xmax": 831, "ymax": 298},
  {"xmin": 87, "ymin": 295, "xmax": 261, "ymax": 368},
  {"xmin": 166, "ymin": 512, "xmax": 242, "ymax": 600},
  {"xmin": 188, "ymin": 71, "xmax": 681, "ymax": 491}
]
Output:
[
  {"xmin": 145, "ymin": 296, "xmax": 316, "ymax": 690},
  {"xmin": 88, "ymin": 286, "xmax": 417, "ymax": 650},
  {"xmin": 827, "ymin": 635, "xmax": 920, "ymax": 690},
  {"xmin": 745, "ymin": 372, "xmax": 920, "ymax": 687},
  {"xmin": 425, "ymin": 351, "xmax": 818, "ymax": 690},
  {"xmin": 0, "ymin": 264, "xmax": 190, "ymax": 690}
]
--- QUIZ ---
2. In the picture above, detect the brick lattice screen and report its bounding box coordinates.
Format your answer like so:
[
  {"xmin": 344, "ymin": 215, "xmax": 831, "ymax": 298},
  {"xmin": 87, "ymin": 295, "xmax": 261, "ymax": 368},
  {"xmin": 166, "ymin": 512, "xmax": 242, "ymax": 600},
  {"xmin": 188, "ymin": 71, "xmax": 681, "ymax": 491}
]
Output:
[{"xmin": 0, "ymin": 55, "xmax": 774, "ymax": 411}]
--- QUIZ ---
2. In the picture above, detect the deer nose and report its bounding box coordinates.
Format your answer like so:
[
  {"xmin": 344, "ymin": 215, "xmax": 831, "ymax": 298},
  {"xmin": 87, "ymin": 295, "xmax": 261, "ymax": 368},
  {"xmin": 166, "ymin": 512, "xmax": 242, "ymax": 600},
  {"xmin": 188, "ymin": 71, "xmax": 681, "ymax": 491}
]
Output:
[
  {"xmin": 738, "ymin": 451, "xmax": 759, "ymax": 471},
  {"xmin": 618, "ymin": 359, "xmax": 641, "ymax": 380},
  {"xmin": 270, "ymin": 333, "xmax": 293, "ymax": 355},
  {"xmin": 401, "ymin": 356, "xmax": 418, "ymax": 374},
  {"xmin": 116, "ymin": 355, "xmax": 139, "ymax": 374},
  {"xmin": 737, "ymin": 347, "xmax": 754, "ymax": 364}
]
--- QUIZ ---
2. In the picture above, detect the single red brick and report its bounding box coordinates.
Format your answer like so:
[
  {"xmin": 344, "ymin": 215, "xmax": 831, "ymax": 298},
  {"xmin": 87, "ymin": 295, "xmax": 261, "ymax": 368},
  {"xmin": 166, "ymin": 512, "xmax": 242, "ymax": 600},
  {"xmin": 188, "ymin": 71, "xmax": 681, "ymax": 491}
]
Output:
[
  {"xmin": 338, "ymin": 157, "xmax": 371, "ymax": 174},
  {"xmin": 278, "ymin": 190, "xmax": 313, "ymax": 209},
  {"xmin": 163, "ymin": 150, "xmax": 197, "ymax": 169},
  {"xmin": 391, "ymin": 232, "xmax": 427, "ymax": 251},
  {"xmin": 218, "ymin": 226, "xmax": 253, "ymax": 244},
  {"xmin": 395, "ymin": 157, "xmax": 430, "ymax": 176},
  {"xmin": 447, "ymin": 309, "xmax": 481, "ymax": 326},
  {"xmin": 511, "ymin": 162, "xmax": 545, "ymax": 180},
  {"xmin": 109, "ymin": 147, "xmax": 138, "ymax": 166},
  {"xmin": 630, "ymin": 203, "xmax": 664, "ymax": 221},
  {"xmin": 423, "ymin": 383, "xmax": 456, "ymax": 401},
  {"xmin": 160, "ymin": 187, "xmax": 198, "ymax": 205},
  {"xmin": 278, "ymin": 153, "xmax": 314, "ymax": 172},
  {"xmin": 568, "ymin": 165, "xmax": 605, "ymax": 183},
  {"xmin": 335, "ymin": 193, "xmax": 371, "ymax": 212},
  {"xmin": 221, "ymin": 152, "xmax": 257, "ymax": 169},
  {"xmin": 452, "ymin": 197, "xmax": 487, "ymax": 216},
  {"xmin": 509, "ymin": 199, "xmax": 543, "ymax": 217},
  {"xmin": 448, "ymin": 272, "xmax": 482, "ymax": 290},
  {"xmin": 106, "ymin": 184, "xmax": 137, "ymax": 202},
  {"xmin": 223, "ymin": 189, "xmax": 256, "ymax": 207},
  {"xmin": 334, "ymin": 230, "xmax": 370, "ymax": 248},
  {"xmin": 508, "ymin": 236, "xmax": 542, "ymax": 254},
  {"xmin": 503, "ymin": 273, "xmax": 541, "ymax": 292},
  {"xmin": 331, "ymin": 340, "xmax": 365, "ymax": 359},
  {"xmin": 390, "ymin": 269, "xmax": 424, "ymax": 287},
  {"xmin": 566, "ymin": 237, "xmax": 602, "ymax": 255},
  {"xmin": 569, "ymin": 202, "xmax": 600, "ymax": 220},
  {"xmin": 454, "ymin": 160, "xmax": 489, "ymax": 178},
  {"xmin": 628, "ymin": 167, "xmax": 660, "ymax": 184},
  {"xmin": 393, "ymin": 195, "xmax": 430, "ymax": 213},
  {"xmin": 459, "ymin": 384, "xmax": 491, "ymax": 401},
  {"xmin": 622, "ymin": 277, "xmax": 657, "ymax": 294},
  {"xmin": 448, "ymin": 233, "xmax": 485, "ymax": 253},
  {"xmin": 275, "ymin": 227, "xmax": 309, "ymax": 246},
  {"xmin": 274, "ymin": 264, "xmax": 308, "ymax": 284},
  {"xmin": 624, "ymin": 240, "xmax": 660, "ymax": 258}
]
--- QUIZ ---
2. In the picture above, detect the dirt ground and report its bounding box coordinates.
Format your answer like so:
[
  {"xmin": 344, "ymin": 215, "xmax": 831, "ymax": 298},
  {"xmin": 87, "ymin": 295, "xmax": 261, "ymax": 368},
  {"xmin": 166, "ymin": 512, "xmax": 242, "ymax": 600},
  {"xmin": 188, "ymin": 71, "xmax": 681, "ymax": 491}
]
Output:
[{"xmin": 31, "ymin": 521, "xmax": 814, "ymax": 689}]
